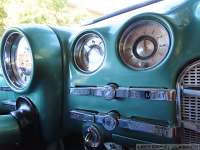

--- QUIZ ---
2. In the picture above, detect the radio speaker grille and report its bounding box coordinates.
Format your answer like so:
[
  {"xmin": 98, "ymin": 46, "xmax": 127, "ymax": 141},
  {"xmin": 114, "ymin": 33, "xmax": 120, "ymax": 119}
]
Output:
[
  {"xmin": 179, "ymin": 62, "xmax": 200, "ymax": 122},
  {"xmin": 177, "ymin": 61, "xmax": 200, "ymax": 143},
  {"xmin": 182, "ymin": 128, "xmax": 200, "ymax": 144}
]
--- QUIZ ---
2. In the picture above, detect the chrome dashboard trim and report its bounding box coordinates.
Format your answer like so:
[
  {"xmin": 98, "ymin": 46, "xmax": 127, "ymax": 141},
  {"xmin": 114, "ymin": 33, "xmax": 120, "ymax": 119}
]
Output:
[
  {"xmin": 70, "ymin": 109, "xmax": 177, "ymax": 138},
  {"xmin": 182, "ymin": 86, "xmax": 200, "ymax": 97},
  {"xmin": 70, "ymin": 86, "xmax": 176, "ymax": 101},
  {"xmin": 0, "ymin": 86, "xmax": 12, "ymax": 92},
  {"xmin": 181, "ymin": 120, "xmax": 200, "ymax": 133}
]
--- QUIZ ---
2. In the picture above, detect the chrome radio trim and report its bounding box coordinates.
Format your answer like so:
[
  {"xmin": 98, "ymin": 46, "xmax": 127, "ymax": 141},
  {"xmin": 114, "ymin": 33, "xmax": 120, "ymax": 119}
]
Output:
[
  {"xmin": 70, "ymin": 85, "xmax": 176, "ymax": 101},
  {"xmin": 181, "ymin": 120, "xmax": 200, "ymax": 133},
  {"xmin": 0, "ymin": 86, "xmax": 12, "ymax": 92},
  {"xmin": 70, "ymin": 109, "xmax": 177, "ymax": 138}
]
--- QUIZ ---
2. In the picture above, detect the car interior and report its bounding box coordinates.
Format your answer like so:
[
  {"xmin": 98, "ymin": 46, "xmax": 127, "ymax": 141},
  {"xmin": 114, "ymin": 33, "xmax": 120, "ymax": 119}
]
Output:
[{"xmin": 0, "ymin": 0, "xmax": 200, "ymax": 149}]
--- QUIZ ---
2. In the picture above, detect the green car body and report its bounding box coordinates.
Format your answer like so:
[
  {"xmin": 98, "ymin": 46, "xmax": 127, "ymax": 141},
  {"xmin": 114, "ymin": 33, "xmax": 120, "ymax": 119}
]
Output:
[{"xmin": 0, "ymin": 0, "xmax": 200, "ymax": 149}]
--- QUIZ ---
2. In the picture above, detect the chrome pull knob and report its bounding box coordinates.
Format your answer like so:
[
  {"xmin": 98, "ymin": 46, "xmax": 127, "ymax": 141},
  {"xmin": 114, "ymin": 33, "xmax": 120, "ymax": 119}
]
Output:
[
  {"xmin": 83, "ymin": 125, "xmax": 101, "ymax": 148},
  {"xmin": 102, "ymin": 111, "xmax": 119, "ymax": 131},
  {"xmin": 103, "ymin": 84, "xmax": 117, "ymax": 100},
  {"xmin": 84, "ymin": 132, "xmax": 93, "ymax": 146}
]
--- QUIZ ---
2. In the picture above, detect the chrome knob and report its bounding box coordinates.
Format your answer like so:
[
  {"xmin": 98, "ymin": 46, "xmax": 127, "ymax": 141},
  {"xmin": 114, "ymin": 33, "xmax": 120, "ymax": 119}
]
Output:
[
  {"xmin": 83, "ymin": 125, "xmax": 101, "ymax": 148},
  {"xmin": 102, "ymin": 111, "xmax": 119, "ymax": 131},
  {"xmin": 84, "ymin": 132, "xmax": 94, "ymax": 147},
  {"xmin": 103, "ymin": 84, "xmax": 117, "ymax": 100},
  {"xmin": 133, "ymin": 36, "xmax": 157, "ymax": 60}
]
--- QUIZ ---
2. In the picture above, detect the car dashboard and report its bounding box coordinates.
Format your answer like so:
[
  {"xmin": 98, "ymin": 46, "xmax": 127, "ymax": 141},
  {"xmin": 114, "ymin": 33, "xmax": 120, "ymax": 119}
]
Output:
[{"xmin": 0, "ymin": 0, "xmax": 200, "ymax": 149}]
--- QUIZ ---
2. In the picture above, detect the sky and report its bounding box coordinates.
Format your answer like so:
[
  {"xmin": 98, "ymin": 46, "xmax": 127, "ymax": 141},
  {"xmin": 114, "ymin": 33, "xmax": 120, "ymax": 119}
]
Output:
[{"xmin": 68, "ymin": 0, "xmax": 149, "ymax": 15}]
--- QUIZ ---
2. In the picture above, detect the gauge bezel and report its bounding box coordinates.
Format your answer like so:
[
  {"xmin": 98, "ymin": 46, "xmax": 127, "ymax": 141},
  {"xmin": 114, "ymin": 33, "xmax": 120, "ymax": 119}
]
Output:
[
  {"xmin": 133, "ymin": 35, "xmax": 158, "ymax": 60},
  {"xmin": 73, "ymin": 32, "xmax": 106, "ymax": 74},
  {"xmin": 0, "ymin": 29, "xmax": 34, "ymax": 92},
  {"xmin": 118, "ymin": 14, "xmax": 173, "ymax": 71}
]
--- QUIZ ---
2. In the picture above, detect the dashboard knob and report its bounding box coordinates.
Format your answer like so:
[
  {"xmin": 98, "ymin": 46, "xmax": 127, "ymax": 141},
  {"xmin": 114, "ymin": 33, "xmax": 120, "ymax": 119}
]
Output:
[
  {"xmin": 103, "ymin": 84, "xmax": 117, "ymax": 100},
  {"xmin": 84, "ymin": 132, "xmax": 94, "ymax": 147},
  {"xmin": 134, "ymin": 36, "xmax": 157, "ymax": 60},
  {"xmin": 102, "ymin": 111, "xmax": 119, "ymax": 131},
  {"xmin": 83, "ymin": 125, "xmax": 101, "ymax": 148}
]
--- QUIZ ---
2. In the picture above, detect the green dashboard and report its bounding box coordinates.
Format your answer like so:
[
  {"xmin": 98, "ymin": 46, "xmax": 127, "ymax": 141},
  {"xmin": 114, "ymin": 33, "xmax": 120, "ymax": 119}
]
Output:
[{"xmin": 0, "ymin": 0, "xmax": 200, "ymax": 149}]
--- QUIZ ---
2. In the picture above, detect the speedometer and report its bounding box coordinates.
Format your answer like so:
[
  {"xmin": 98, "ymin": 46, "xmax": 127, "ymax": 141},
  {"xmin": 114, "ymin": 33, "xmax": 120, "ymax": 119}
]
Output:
[
  {"xmin": 1, "ymin": 31, "xmax": 33, "ymax": 91},
  {"xmin": 119, "ymin": 20, "xmax": 170, "ymax": 70}
]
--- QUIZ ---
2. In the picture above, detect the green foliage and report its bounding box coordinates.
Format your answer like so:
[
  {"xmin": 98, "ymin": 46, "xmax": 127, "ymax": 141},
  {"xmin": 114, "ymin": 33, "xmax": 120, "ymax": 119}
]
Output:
[
  {"xmin": 0, "ymin": 0, "xmax": 99, "ymax": 36},
  {"xmin": 0, "ymin": 0, "xmax": 7, "ymax": 35}
]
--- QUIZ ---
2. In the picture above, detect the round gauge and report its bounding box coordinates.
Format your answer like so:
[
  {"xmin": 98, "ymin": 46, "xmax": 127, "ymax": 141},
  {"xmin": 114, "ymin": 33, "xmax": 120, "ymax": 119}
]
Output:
[
  {"xmin": 2, "ymin": 32, "xmax": 33, "ymax": 90},
  {"xmin": 119, "ymin": 20, "xmax": 170, "ymax": 70},
  {"xmin": 74, "ymin": 33, "xmax": 105, "ymax": 73},
  {"xmin": 14, "ymin": 36, "xmax": 33, "ymax": 83}
]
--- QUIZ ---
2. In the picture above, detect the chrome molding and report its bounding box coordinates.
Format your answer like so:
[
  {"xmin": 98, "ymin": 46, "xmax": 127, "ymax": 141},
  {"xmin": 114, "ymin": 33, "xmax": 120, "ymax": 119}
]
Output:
[
  {"xmin": 0, "ymin": 86, "xmax": 12, "ymax": 92},
  {"xmin": 177, "ymin": 60, "xmax": 200, "ymax": 131},
  {"xmin": 70, "ymin": 85, "xmax": 176, "ymax": 101},
  {"xmin": 70, "ymin": 109, "xmax": 177, "ymax": 138},
  {"xmin": 182, "ymin": 86, "xmax": 200, "ymax": 97},
  {"xmin": 181, "ymin": 120, "xmax": 200, "ymax": 133}
]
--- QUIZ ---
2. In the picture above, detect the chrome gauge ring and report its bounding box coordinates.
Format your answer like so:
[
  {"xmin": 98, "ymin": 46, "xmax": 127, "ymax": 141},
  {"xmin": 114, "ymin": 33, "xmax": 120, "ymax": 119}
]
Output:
[
  {"xmin": 74, "ymin": 33, "xmax": 105, "ymax": 73},
  {"xmin": 1, "ymin": 31, "xmax": 33, "ymax": 91},
  {"xmin": 119, "ymin": 20, "xmax": 170, "ymax": 70}
]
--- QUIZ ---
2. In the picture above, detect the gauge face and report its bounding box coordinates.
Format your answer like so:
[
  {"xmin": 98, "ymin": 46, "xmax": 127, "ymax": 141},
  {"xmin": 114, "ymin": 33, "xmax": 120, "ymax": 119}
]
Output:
[
  {"xmin": 14, "ymin": 36, "xmax": 33, "ymax": 84},
  {"xmin": 119, "ymin": 20, "xmax": 170, "ymax": 70},
  {"xmin": 2, "ymin": 32, "xmax": 33, "ymax": 90},
  {"xmin": 74, "ymin": 33, "xmax": 105, "ymax": 73}
]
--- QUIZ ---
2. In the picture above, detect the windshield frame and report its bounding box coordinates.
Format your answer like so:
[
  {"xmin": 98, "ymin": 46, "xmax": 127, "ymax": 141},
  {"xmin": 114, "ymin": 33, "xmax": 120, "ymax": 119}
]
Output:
[{"xmin": 82, "ymin": 0, "xmax": 163, "ymax": 26}]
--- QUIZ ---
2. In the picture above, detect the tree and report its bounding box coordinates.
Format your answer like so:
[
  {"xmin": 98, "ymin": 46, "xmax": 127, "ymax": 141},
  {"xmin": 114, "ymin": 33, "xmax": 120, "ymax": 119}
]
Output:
[
  {"xmin": 1, "ymin": 0, "xmax": 100, "ymax": 36},
  {"xmin": 0, "ymin": 0, "xmax": 7, "ymax": 35}
]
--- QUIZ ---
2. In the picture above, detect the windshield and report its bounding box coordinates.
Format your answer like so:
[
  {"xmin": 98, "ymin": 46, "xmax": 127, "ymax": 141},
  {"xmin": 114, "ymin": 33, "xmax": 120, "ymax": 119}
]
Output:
[
  {"xmin": 70, "ymin": 0, "xmax": 150, "ymax": 15},
  {"xmin": 0, "ymin": 0, "xmax": 151, "ymax": 36}
]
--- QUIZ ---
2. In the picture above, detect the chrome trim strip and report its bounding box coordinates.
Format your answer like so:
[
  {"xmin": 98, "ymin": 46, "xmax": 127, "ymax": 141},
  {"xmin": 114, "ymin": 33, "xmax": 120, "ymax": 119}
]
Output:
[
  {"xmin": 118, "ymin": 118, "xmax": 175, "ymax": 137},
  {"xmin": 116, "ymin": 87, "xmax": 176, "ymax": 101},
  {"xmin": 0, "ymin": 87, "xmax": 12, "ymax": 92},
  {"xmin": 70, "ymin": 109, "xmax": 177, "ymax": 138},
  {"xmin": 182, "ymin": 86, "xmax": 200, "ymax": 97},
  {"xmin": 70, "ymin": 86, "xmax": 176, "ymax": 101},
  {"xmin": 0, "ymin": 100, "xmax": 16, "ymax": 112},
  {"xmin": 181, "ymin": 121, "xmax": 200, "ymax": 133},
  {"xmin": 176, "ymin": 84, "xmax": 182, "ymax": 126},
  {"xmin": 70, "ymin": 110, "xmax": 95, "ymax": 122}
]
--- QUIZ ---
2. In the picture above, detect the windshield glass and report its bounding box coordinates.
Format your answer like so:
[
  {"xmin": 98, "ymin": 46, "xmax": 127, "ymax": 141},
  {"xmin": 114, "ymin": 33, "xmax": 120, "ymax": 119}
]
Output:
[
  {"xmin": 70, "ymin": 0, "xmax": 150, "ymax": 15},
  {"xmin": 0, "ymin": 0, "xmax": 149, "ymax": 36}
]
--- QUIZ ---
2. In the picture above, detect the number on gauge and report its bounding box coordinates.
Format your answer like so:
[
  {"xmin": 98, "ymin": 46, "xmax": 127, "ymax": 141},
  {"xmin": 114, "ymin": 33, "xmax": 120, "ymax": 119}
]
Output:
[{"xmin": 119, "ymin": 20, "xmax": 170, "ymax": 70}]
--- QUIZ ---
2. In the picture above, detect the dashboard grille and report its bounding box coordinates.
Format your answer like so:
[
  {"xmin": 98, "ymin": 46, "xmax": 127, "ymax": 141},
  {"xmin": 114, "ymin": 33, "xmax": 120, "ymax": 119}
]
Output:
[
  {"xmin": 181, "ymin": 96, "xmax": 200, "ymax": 121},
  {"xmin": 182, "ymin": 128, "xmax": 200, "ymax": 144},
  {"xmin": 182, "ymin": 65, "xmax": 200, "ymax": 86},
  {"xmin": 177, "ymin": 61, "xmax": 200, "ymax": 143},
  {"xmin": 179, "ymin": 62, "xmax": 200, "ymax": 121}
]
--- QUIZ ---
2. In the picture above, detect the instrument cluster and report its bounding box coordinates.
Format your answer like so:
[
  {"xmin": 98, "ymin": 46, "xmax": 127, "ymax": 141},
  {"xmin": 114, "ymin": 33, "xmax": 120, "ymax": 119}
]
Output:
[{"xmin": 73, "ymin": 17, "xmax": 172, "ymax": 72}]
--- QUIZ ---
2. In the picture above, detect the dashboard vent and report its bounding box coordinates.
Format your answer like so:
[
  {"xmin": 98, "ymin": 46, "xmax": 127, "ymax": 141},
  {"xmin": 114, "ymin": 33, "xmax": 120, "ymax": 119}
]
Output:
[
  {"xmin": 178, "ymin": 61, "xmax": 200, "ymax": 122},
  {"xmin": 182, "ymin": 128, "xmax": 200, "ymax": 144},
  {"xmin": 182, "ymin": 65, "xmax": 200, "ymax": 86},
  {"xmin": 177, "ymin": 60, "xmax": 200, "ymax": 143},
  {"xmin": 181, "ymin": 96, "xmax": 200, "ymax": 121}
]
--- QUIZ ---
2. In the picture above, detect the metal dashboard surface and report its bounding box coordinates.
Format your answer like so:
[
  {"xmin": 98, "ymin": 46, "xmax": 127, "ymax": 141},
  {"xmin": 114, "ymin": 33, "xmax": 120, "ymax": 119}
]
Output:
[
  {"xmin": 0, "ymin": 0, "xmax": 199, "ymax": 146},
  {"xmin": 52, "ymin": 0, "xmax": 200, "ymax": 142}
]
